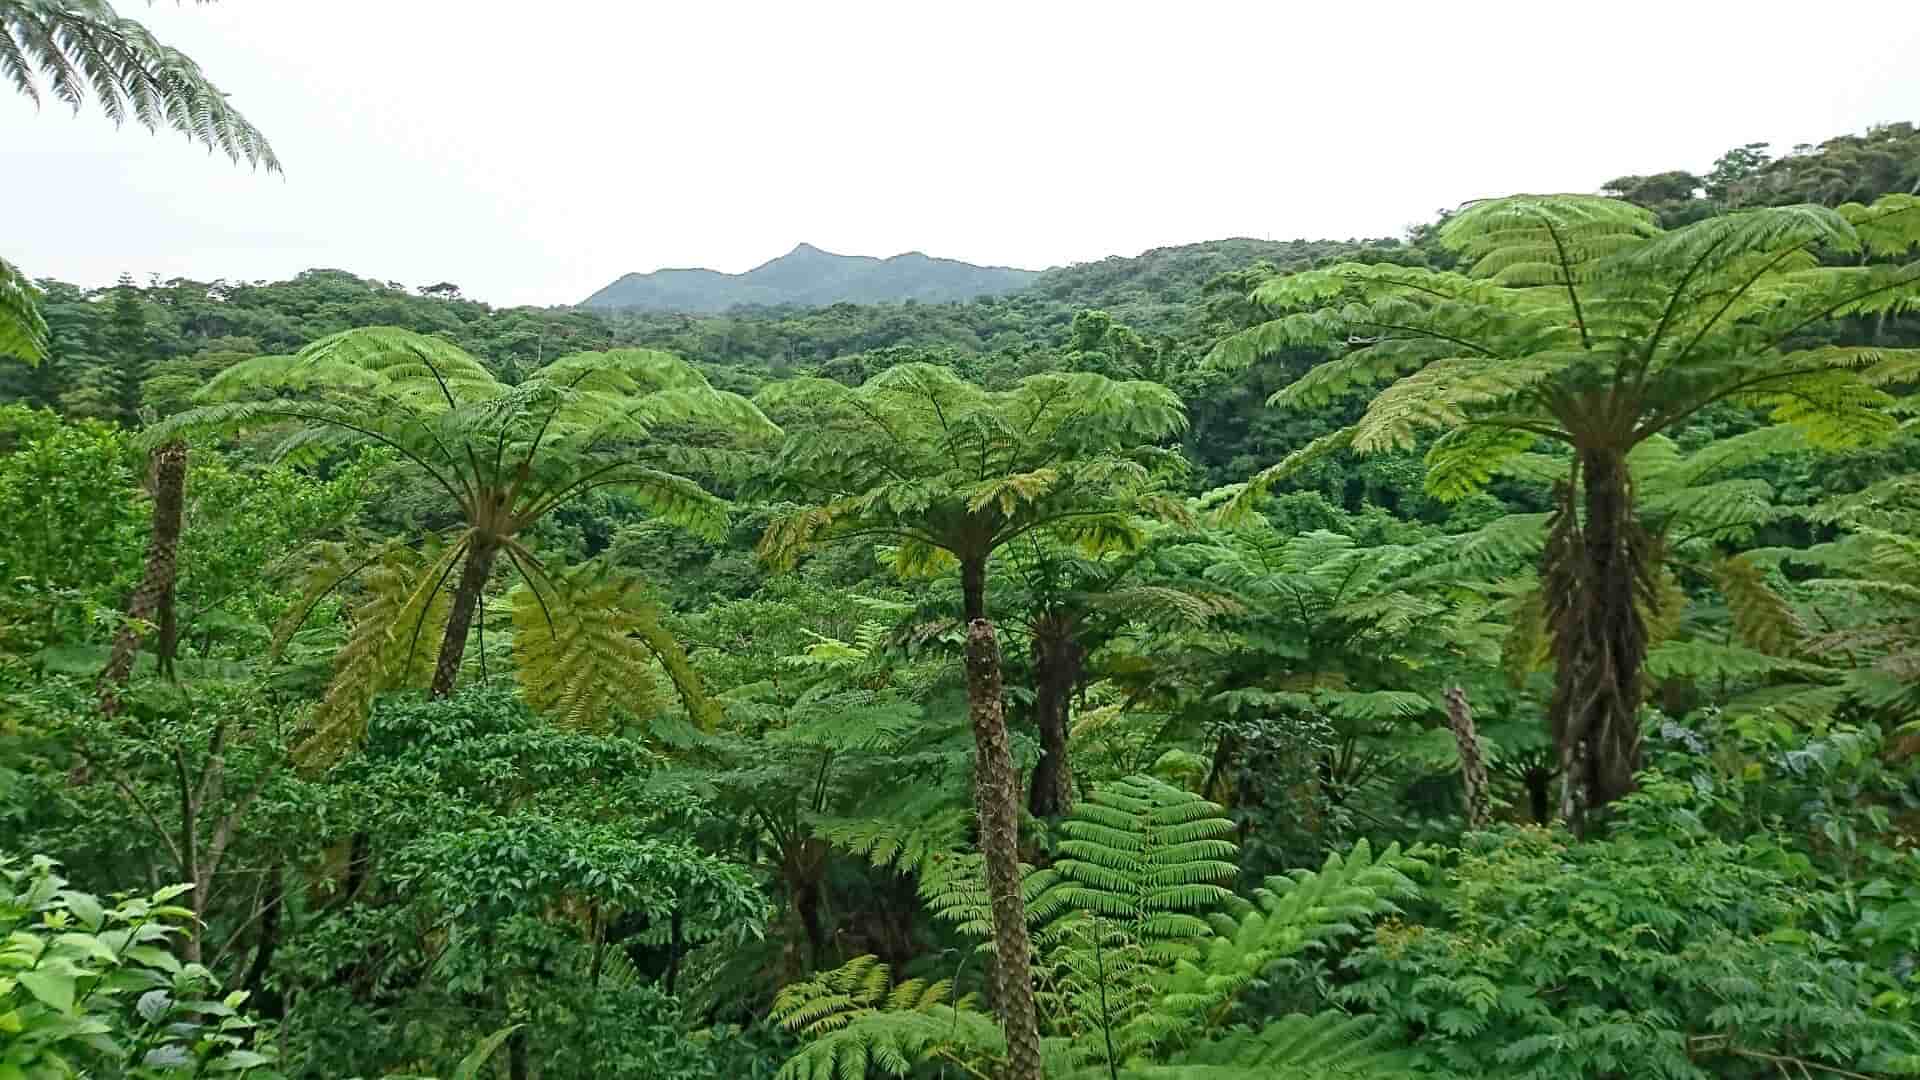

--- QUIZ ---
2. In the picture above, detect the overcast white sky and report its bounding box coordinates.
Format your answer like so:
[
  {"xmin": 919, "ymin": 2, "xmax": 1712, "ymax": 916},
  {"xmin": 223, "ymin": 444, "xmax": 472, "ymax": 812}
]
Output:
[{"xmin": 5, "ymin": 1, "xmax": 1919, "ymax": 308}]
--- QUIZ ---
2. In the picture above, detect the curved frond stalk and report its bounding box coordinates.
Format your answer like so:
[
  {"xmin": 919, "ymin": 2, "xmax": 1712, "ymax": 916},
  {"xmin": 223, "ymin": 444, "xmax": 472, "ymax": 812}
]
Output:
[{"xmin": 3, "ymin": 0, "xmax": 279, "ymax": 170}]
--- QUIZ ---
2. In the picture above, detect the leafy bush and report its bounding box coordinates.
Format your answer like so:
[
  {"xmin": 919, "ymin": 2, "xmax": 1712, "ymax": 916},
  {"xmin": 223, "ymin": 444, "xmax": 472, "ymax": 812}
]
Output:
[
  {"xmin": 1340, "ymin": 823, "xmax": 1920, "ymax": 1077},
  {"xmin": 0, "ymin": 853, "xmax": 278, "ymax": 1078}
]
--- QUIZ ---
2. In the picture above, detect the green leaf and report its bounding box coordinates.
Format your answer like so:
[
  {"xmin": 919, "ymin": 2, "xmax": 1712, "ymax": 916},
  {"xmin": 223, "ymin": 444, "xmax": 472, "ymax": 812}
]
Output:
[
  {"xmin": 17, "ymin": 969, "xmax": 75, "ymax": 1013},
  {"xmin": 452, "ymin": 1024, "xmax": 522, "ymax": 1080}
]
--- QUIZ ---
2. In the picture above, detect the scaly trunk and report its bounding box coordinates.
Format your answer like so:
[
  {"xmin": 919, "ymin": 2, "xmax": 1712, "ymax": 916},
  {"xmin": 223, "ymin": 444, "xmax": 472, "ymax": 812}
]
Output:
[
  {"xmin": 98, "ymin": 441, "xmax": 187, "ymax": 715},
  {"xmin": 1027, "ymin": 620, "xmax": 1084, "ymax": 818},
  {"xmin": 1444, "ymin": 686, "xmax": 1491, "ymax": 830},
  {"xmin": 429, "ymin": 537, "xmax": 499, "ymax": 699},
  {"xmin": 964, "ymin": 619, "xmax": 1043, "ymax": 1080},
  {"xmin": 1544, "ymin": 448, "xmax": 1655, "ymax": 827}
]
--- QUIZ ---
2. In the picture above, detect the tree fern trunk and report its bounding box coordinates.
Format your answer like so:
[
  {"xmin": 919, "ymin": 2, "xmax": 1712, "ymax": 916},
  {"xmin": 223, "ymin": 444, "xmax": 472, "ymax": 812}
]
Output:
[
  {"xmin": 962, "ymin": 556, "xmax": 987, "ymax": 622},
  {"xmin": 964, "ymin": 618, "xmax": 1043, "ymax": 1080},
  {"xmin": 1444, "ymin": 686, "xmax": 1491, "ymax": 829},
  {"xmin": 1544, "ymin": 450, "xmax": 1654, "ymax": 823},
  {"xmin": 429, "ymin": 537, "xmax": 498, "ymax": 699},
  {"xmin": 98, "ymin": 440, "xmax": 187, "ymax": 716},
  {"xmin": 1028, "ymin": 621, "xmax": 1083, "ymax": 818}
]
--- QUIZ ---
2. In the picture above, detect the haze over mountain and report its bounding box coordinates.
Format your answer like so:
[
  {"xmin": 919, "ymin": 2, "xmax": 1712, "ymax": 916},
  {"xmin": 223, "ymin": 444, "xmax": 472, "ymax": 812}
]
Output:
[{"xmin": 580, "ymin": 243, "xmax": 1042, "ymax": 312}]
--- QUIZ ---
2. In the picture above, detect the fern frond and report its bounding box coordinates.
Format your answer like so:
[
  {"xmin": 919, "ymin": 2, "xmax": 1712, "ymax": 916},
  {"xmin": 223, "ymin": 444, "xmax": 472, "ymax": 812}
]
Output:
[
  {"xmin": 0, "ymin": 254, "xmax": 49, "ymax": 365},
  {"xmin": 3, "ymin": 0, "xmax": 278, "ymax": 170}
]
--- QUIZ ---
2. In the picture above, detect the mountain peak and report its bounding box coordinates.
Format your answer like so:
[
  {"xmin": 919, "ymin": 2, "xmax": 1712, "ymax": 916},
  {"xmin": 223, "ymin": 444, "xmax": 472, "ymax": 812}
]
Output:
[{"xmin": 581, "ymin": 244, "xmax": 1041, "ymax": 312}]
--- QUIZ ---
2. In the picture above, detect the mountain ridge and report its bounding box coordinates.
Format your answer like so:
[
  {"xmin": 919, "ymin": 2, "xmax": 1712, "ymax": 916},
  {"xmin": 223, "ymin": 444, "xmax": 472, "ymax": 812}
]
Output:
[{"xmin": 580, "ymin": 242, "xmax": 1042, "ymax": 312}]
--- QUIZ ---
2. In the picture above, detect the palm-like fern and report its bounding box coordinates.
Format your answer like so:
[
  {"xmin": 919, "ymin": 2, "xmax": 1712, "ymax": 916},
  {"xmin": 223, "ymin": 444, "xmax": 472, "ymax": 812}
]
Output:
[
  {"xmin": 1213, "ymin": 193, "xmax": 1920, "ymax": 815},
  {"xmin": 754, "ymin": 362, "xmax": 1188, "ymax": 1079},
  {"xmin": 3, "ymin": 0, "xmax": 277, "ymax": 170},
  {"xmin": 154, "ymin": 327, "xmax": 777, "ymax": 710},
  {"xmin": 753, "ymin": 362, "xmax": 1189, "ymax": 621}
]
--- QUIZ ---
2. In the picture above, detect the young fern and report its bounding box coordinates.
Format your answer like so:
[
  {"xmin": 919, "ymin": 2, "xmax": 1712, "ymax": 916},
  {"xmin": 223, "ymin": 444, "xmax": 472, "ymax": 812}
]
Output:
[{"xmin": 772, "ymin": 955, "xmax": 1001, "ymax": 1080}]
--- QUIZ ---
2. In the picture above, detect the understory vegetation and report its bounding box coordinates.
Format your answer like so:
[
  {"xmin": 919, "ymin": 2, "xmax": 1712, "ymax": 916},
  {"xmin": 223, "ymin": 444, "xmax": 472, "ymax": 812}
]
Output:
[{"xmin": 4, "ymin": 10, "xmax": 1920, "ymax": 1073}]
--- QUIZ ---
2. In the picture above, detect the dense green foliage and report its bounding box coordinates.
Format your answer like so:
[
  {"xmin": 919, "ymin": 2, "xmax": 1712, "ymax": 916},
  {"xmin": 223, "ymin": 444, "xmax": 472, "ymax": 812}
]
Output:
[{"xmin": 5, "ymin": 110, "xmax": 1920, "ymax": 1079}]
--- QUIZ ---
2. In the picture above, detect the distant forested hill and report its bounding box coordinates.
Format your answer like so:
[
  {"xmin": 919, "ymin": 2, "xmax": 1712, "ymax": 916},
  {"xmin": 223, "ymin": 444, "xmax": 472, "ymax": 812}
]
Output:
[{"xmin": 580, "ymin": 242, "xmax": 1040, "ymax": 311}]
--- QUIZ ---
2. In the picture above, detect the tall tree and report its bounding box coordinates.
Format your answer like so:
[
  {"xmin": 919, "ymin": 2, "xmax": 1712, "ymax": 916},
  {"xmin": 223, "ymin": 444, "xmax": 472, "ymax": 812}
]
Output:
[
  {"xmin": 753, "ymin": 362, "xmax": 1187, "ymax": 1078},
  {"xmin": 154, "ymin": 327, "xmax": 774, "ymax": 739},
  {"xmin": 1212, "ymin": 193, "xmax": 1920, "ymax": 816}
]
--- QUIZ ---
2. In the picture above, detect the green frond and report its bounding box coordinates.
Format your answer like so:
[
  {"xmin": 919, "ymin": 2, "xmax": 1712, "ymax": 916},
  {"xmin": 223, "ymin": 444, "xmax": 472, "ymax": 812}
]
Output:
[
  {"xmin": 1111, "ymin": 1012, "xmax": 1415, "ymax": 1079},
  {"xmin": 1643, "ymin": 639, "xmax": 1838, "ymax": 683},
  {"xmin": 1143, "ymin": 840, "xmax": 1424, "ymax": 1049},
  {"xmin": 1204, "ymin": 428, "xmax": 1355, "ymax": 526},
  {"xmin": 0, "ymin": 254, "xmax": 49, "ymax": 365},
  {"xmin": 773, "ymin": 954, "xmax": 1000, "ymax": 1080},
  {"xmin": 295, "ymin": 535, "xmax": 465, "ymax": 765},
  {"xmin": 3, "ymin": 0, "xmax": 279, "ymax": 170},
  {"xmin": 1711, "ymin": 555, "xmax": 1803, "ymax": 656},
  {"xmin": 509, "ymin": 564, "xmax": 670, "ymax": 732}
]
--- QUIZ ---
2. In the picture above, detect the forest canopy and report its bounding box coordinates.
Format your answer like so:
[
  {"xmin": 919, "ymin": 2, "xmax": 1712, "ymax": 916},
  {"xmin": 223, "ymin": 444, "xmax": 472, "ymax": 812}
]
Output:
[{"xmin": 3, "ymin": 23, "xmax": 1920, "ymax": 1074}]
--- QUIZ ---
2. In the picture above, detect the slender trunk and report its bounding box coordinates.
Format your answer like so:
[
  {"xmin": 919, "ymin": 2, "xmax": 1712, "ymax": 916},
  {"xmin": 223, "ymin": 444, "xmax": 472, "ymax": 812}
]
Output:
[
  {"xmin": 430, "ymin": 537, "xmax": 499, "ymax": 699},
  {"xmin": 794, "ymin": 876, "xmax": 827, "ymax": 969},
  {"xmin": 1444, "ymin": 686, "xmax": 1491, "ymax": 830},
  {"xmin": 243, "ymin": 865, "xmax": 285, "ymax": 1019},
  {"xmin": 664, "ymin": 905, "xmax": 684, "ymax": 995},
  {"xmin": 1543, "ymin": 449, "xmax": 1653, "ymax": 825},
  {"xmin": 961, "ymin": 556, "xmax": 987, "ymax": 622},
  {"xmin": 1028, "ymin": 622, "xmax": 1084, "ymax": 818},
  {"xmin": 963, "ymin": 619, "xmax": 1042, "ymax": 1080},
  {"xmin": 99, "ymin": 441, "xmax": 187, "ymax": 715}
]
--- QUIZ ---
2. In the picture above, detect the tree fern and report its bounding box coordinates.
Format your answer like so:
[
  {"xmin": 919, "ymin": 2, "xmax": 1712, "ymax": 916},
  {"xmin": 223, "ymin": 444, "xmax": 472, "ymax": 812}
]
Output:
[
  {"xmin": 1211, "ymin": 192, "xmax": 1920, "ymax": 812},
  {"xmin": 158, "ymin": 327, "xmax": 776, "ymax": 714}
]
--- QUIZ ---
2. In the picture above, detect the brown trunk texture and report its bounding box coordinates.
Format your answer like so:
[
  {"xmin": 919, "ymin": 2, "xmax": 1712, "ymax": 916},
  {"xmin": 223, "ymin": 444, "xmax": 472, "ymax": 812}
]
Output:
[
  {"xmin": 430, "ymin": 538, "xmax": 499, "ymax": 699},
  {"xmin": 99, "ymin": 441, "xmax": 188, "ymax": 716},
  {"xmin": 1544, "ymin": 448, "xmax": 1653, "ymax": 825},
  {"xmin": 964, "ymin": 619, "xmax": 1043, "ymax": 1080},
  {"xmin": 962, "ymin": 556, "xmax": 987, "ymax": 622},
  {"xmin": 1028, "ymin": 623, "xmax": 1083, "ymax": 818},
  {"xmin": 1444, "ymin": 686, "xmax": 1491, "ymax": 829}
]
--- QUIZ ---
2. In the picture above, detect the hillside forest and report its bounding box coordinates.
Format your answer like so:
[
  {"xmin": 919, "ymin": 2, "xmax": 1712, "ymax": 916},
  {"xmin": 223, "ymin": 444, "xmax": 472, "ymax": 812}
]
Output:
[{"xmin": 6, "ymin": 7, "xmax": 1920, "ymax": 1080}]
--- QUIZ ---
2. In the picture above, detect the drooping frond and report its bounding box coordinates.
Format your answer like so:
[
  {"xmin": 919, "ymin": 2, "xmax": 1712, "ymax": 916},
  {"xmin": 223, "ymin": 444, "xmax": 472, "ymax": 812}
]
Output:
[
  {"xmin": 1213, "ymin": 194, "xmax": 1919, "ymax": 521},
  {"xmin": 0, "ymin": 254, "xmax": 49, "ymax": 364},
  {"xmin": 509, "ymin": 563, "xmax": 675, "ymax": 732},
  {"xmin": 2, "ymin": 0, "xmax": 279, "ymax": 170},
  {"xmin": 1711, "ymin": 554, "xmax": 1803, "ymax": 656},
  {"xmin": 295, "ymin": 535, "xmax": 463, "ymax": 764}
]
